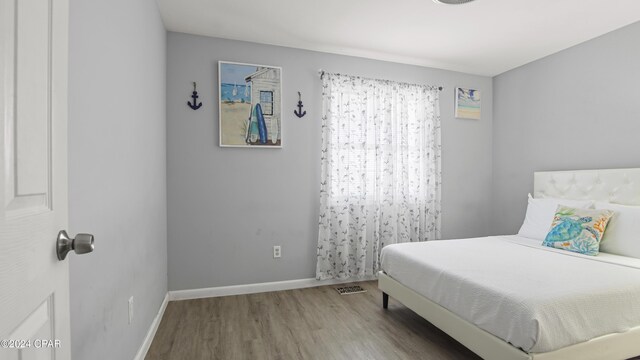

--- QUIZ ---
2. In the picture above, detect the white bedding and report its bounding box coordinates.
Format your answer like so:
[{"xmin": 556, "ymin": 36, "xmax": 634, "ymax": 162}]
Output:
[{"xmin": 380, "ymin": 235, "xmax": 640, "ymax": 353}]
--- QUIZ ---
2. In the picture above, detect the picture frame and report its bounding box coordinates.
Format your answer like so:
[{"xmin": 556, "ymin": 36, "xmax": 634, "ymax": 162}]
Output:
[
  {"xmin": 218, "ymin": 61, "xmax": 283, "ymax": 148},
  {"xmin": 455, "ymin": 87, "xmax": 481, "ymax": 120}
]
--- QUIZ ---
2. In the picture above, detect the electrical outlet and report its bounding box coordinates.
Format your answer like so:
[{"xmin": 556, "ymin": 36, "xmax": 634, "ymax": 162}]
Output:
[
  {"xmin": 128, "ymin": 296, "xmax": 134, "ymax": 324},
  {"xmin": 273, "ymin": 245, "xmax": 281, "ymax": 258}
]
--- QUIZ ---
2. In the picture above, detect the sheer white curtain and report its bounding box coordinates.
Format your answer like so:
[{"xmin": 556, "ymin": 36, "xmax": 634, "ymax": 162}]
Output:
[{"xmin": 316, "ymin": 73, "xmax": 441, "ymax": 280}]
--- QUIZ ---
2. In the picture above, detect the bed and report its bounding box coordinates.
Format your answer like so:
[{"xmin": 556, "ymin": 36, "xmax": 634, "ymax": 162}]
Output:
[{"xmin": 378, "ymin": 168, "xmax": 640, "ymax": 360}]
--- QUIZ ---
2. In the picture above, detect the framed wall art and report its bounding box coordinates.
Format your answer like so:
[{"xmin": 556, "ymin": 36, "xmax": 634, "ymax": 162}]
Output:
[
  {"xmin": 218, "ymin": 61, "xmax": 282, "ymax": 148},
  {"xmin": 455, "ymin": 87, "xmax": 481, "ymax": 120}
]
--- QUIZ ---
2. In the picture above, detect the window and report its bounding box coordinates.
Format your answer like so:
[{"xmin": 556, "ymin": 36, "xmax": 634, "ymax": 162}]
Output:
[
  {"xmin": 320, "ymin": 77, "xmax": 441, "ymax": 204},
  {"xmin": 260, "ymin": 91, "xmax": 273, "ymax": 115}
]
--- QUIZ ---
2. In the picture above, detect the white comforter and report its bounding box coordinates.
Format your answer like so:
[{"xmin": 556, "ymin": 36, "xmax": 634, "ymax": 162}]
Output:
[{"xmin": 380, "ymin": 235, "xmax": 640, "ymax": 353}]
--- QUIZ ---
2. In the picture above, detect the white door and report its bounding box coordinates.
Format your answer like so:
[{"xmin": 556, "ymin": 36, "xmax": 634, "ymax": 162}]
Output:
[{"xmin": 0, "ymin": 0, "xmax": 77, "ymax": 359}]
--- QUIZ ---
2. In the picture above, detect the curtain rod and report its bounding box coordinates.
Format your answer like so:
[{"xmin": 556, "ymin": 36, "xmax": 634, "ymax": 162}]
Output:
[{"xmin": 318, "ymin": 69, "xmax": 443, "ymax": 91}]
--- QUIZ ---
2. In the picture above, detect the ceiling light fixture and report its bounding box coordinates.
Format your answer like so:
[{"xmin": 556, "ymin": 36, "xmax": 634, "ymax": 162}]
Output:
[{"xmin": 433, "ymin": 0, "xmax": 475, "ymax": 4}]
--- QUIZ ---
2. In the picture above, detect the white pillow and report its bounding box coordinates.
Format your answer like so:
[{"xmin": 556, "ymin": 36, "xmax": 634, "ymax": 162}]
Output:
[
  {"xmin": 518, "ymin": 194, "xmax": 593, "ymax": 241},
  {"xmin": 595, "ymin": 202, "xmax": 640, "ymax": 258}
]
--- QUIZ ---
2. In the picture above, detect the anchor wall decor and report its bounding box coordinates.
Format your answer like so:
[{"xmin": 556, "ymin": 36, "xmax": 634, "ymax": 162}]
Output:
[
  {"xmin": 188, "ymin": 82, "xmax": 203, "ymax": 110},
  {"xmin": 294, "ymin": 91, "xmax": 306, "ymax": 118}
]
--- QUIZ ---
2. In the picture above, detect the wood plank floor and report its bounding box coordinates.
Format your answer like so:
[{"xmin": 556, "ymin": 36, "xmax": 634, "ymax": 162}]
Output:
[{"xmin": 146, "ymin": 281, "xmax": 481, "ymax": 360}]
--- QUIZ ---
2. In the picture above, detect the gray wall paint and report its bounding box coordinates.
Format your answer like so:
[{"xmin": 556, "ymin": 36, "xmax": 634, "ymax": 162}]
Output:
[
  {"xmin": 167, "ymin": 32, "xmax": 493, "ymax": 291},
  {"xmin": 68, "ymin": 0, "xmax": 167, "ymax": 359},
  {"xmin": 492, "ymin": 21, "xmax": 640, "ymax": 235}
]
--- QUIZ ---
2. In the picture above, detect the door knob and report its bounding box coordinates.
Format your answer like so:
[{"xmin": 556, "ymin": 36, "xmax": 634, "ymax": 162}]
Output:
[{"xmin": 57, "ymin": 230, "xmax": 94, "ymax": 260}]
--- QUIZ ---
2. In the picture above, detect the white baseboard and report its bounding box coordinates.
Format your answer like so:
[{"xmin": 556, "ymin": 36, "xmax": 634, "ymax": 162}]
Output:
[
  {"xmin": 133, "ymin": 293, "xmax": 169, "ymax": 360},
  {"xmin": 168, "ymin": 275, "xmax": 377, "ymax": 301}
]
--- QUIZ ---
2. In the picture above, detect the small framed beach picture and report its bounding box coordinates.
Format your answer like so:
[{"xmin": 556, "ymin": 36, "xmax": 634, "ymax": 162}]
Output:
[
  {"xmin": 455, "ymin": 87, "xmax": 481, "ymax": 120},
  {"xmin": 218, "ymin": 61, "xmax": 282, "ymax": 148}
]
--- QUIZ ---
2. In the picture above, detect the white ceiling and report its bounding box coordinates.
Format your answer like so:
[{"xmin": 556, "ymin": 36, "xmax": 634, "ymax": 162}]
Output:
[{"xmin": 157, "ymin": 0, "xmax": 640, "ymax": 76}]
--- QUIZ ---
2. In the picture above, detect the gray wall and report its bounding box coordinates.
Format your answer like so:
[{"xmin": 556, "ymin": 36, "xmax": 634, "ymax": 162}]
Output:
[
  {"xmin": 68, "ymin": 0, "xmax": 167, "ymax": 359},
  {"xmin": 167, "ymin": 32, "xmax": 493, "ymax": 291},
  {"xmin": 492, "ymin": 21, "xmax": 640, "ymax": 235}
]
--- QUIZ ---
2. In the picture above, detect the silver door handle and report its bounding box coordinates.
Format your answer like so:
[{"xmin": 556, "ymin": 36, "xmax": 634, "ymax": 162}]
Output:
[{"xmin": 57, "ymin": 230, "xmax": 94, "ymax": 260}]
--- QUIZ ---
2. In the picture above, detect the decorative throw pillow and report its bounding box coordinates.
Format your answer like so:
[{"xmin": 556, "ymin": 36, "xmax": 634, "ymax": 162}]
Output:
[{"xmin": 542, "ymin": 206, "xmax": 615, "ymax": 256}]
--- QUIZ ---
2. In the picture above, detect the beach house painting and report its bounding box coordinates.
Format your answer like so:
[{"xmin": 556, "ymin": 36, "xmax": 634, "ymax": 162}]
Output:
[
  {"xmin": 455, "ymin": 87, "xmax": 481, "ymax": 120},
  {"xmin": 218, "ymin": 61, "xmax": 282, "ymax": 148}
]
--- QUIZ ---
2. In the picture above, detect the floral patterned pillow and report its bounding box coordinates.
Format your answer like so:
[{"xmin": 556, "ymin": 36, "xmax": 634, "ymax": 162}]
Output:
[{"xmin": 542, "ymin": 206, "xmax": 614, "ymax": 256}]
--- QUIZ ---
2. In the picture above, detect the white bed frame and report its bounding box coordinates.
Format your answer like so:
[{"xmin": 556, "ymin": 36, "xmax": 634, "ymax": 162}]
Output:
[{"xmin": 379, "ymin": 168, "xmax": 640, "ymax": 360}]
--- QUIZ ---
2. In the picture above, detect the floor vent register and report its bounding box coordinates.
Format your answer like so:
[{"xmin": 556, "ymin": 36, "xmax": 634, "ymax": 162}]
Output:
[{"xmin": 335, "ymin": 285, "xmax": 367, "ymax": 295}]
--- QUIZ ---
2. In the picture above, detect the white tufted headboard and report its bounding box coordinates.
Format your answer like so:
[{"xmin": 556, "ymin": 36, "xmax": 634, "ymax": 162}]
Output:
[{"xmin": 534, "ymin": 168, "xmax": 640, "ymax": 205}]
